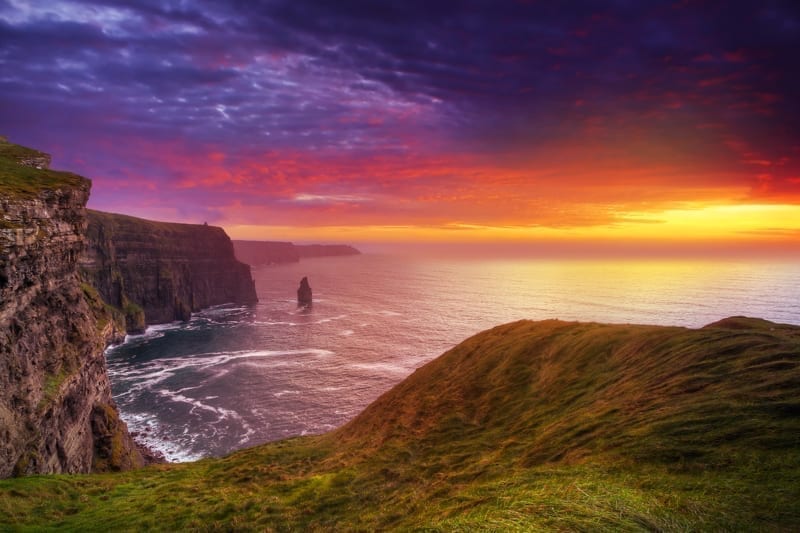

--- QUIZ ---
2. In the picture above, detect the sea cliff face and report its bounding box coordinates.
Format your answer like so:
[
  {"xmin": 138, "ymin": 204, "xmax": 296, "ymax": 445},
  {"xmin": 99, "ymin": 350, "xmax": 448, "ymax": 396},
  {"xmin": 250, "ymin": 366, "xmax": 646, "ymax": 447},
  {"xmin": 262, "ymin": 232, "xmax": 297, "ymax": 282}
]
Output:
[
  {"xmin": 81, "ymin": 211, "xmax": 258, "ymax": 331},
  {"xmin": 0, "ymin": 145, "xmax": 143, "ymax": 477}
]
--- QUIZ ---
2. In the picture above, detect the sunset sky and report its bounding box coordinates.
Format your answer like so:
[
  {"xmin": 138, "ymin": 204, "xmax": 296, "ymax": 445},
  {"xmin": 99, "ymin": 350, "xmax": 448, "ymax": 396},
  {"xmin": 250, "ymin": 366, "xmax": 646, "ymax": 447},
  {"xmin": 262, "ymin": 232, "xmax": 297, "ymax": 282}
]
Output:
[{"xmin": 1, "ymin": 1, "xmax": 799, "ymax": 255}]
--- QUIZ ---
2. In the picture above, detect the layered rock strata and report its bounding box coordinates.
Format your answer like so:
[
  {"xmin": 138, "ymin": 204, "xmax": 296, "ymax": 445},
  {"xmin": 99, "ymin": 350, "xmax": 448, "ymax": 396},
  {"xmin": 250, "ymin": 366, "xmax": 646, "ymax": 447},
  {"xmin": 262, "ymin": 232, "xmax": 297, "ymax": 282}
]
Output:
[
  {"xmin": 81, "ymin": 211, "xmax": 258, "ymax": 331},
  {"xmin": 0, "ymin": 149, "xmax": 143, "ymax": 477}
]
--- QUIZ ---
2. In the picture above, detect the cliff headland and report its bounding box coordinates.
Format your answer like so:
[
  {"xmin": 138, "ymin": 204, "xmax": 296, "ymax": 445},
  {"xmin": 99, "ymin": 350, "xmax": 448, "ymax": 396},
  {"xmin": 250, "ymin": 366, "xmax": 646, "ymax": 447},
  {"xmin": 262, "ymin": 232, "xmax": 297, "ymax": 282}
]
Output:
[
  {"xmin": 82, "ymin": 210, "xmax": 258, "ymax": 332},
  {"xmin": 1, "ymin": 138, "xmax": 257, "ymax": 477},
  {"xmin": 233, "ymin": 239, "xmax": 359, "ymax": 267},
  {"xmin": 0, "ymin": 138, "xmax": 143, "ymax": 477}
]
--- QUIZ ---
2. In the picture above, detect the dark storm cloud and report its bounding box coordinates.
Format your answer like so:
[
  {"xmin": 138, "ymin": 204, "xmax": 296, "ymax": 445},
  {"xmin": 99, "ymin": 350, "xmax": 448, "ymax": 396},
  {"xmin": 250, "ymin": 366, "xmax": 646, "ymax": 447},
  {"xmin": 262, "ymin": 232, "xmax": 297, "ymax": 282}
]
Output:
[
  {"xmin": 1, "ymin": 0, "xmax": 798, "ymax": 218},
  {"xmin": 213, "ymin": 0, "xmax": 800, "ymax": 161}
]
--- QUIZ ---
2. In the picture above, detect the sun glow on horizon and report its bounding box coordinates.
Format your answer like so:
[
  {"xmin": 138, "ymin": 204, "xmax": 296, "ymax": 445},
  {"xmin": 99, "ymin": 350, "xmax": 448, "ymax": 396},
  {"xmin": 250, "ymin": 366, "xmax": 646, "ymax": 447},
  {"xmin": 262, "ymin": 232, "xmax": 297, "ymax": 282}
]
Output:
[{"xmin": 224, "ymin": 202, "xmax": 800, "ymax": 258}]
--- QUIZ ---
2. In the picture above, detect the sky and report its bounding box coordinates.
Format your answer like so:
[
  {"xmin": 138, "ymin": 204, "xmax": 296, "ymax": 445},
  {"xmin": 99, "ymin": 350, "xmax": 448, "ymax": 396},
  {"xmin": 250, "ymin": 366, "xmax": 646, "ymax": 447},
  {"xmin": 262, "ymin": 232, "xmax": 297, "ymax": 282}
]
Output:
[{"xmin": 1, "ymin": 0, "xmax": 799, "ymax": 255}]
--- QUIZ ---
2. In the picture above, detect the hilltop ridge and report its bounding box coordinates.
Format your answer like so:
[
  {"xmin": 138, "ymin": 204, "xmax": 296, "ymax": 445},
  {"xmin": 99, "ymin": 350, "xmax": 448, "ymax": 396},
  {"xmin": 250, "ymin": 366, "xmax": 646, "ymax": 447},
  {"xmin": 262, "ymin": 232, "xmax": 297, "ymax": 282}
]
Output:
[{"xmin": 1, "ymin": 316, "xmax": 798, "ymax": 530}]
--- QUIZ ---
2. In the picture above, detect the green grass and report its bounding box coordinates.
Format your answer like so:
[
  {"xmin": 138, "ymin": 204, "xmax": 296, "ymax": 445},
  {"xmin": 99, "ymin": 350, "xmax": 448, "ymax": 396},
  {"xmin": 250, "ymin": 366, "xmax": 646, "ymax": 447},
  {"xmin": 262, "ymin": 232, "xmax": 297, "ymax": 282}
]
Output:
[
  {"xmin": 1, "ymin": 317, "xmax": 799, "ymax": 530},
  {"xmin": 81, "ymin": 283, "xmax": 125, "ymax": 335},
  {"xmin": 0, "ymin": 139, "xmax": 87, "ymax": 198}
]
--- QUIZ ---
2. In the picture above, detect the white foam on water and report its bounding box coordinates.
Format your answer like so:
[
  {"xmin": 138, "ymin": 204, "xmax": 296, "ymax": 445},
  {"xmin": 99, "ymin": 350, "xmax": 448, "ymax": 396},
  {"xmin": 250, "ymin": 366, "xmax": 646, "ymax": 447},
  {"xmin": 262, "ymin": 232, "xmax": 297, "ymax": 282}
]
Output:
[
  {"xmin": 314, "ymin": 314, "xmax": 347, "ymax": 324},
  {"xmin": 273, "ymin": 390, "xmax": 301, "ymax": 398},
  {"xmin": 340, "ymin": 329, "xmax": 355, "ymax": 336},
  {"xmin": 152, "ymin": 348, "xmax": 335, "ymax": 372},
  {"xmin": 121, "ymin": 412, "xmax": 202, "ymax": 463},
  {"xmin": 349, "ymin": 361, "xmax": 414, "ymax": 377},
  {"xmin": 194, "ymin": 304, "xmax": 249, "ymax": 317},
  {"xmin": 253, "ymin": 320, "xmax": 300, "ymax": 326},
  {"xmin": 154, "ymin": 389, "xmax": 256, "ymax": 447}
]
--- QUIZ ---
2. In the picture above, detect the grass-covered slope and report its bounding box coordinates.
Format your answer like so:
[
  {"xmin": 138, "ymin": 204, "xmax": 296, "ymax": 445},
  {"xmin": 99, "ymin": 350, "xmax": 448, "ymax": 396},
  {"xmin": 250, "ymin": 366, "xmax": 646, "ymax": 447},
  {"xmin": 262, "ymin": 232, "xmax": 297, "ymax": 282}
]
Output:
[
  {"xmin": 0, "ymin": 137, "xmax": 85, "ymax": 199},
  {"xmin": 1, "ymin": 317, "xmax": 799, "ymax": 531}
]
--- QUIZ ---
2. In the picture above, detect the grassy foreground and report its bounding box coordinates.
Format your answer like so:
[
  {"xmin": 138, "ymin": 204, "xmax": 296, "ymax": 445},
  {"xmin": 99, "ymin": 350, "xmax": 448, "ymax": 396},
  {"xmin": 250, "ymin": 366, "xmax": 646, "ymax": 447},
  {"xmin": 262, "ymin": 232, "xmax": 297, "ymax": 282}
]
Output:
[
  {"xmin": 0, "ymin": 138, "xmax": 86, "ymax": 199},
  {"xmin": 1, "ymin": 317, "xmax": 799, "ymax": 531}
]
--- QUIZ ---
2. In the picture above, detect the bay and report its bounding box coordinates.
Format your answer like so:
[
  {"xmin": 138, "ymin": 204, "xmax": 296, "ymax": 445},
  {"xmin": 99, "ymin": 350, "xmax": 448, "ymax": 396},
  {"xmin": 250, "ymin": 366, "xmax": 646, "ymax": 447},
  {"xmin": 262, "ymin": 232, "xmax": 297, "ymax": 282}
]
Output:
[{"xmin": 105, "ymin": 254, "xmax": 800, "ymax": 461}]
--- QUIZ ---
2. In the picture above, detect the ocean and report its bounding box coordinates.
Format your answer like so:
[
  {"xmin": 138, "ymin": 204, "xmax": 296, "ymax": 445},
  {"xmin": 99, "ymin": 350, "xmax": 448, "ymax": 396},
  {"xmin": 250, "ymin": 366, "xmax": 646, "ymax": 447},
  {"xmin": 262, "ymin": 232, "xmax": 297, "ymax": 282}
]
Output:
[{"xmin": 105, "ymin": 254, "xmax": 800, "ymax": 461}]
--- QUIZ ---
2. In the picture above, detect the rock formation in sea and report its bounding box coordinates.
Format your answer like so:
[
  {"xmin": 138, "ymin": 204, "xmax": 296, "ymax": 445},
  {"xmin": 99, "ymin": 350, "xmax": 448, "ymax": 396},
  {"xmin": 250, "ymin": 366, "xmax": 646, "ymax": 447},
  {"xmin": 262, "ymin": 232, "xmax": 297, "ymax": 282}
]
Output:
[
  {"xmin": 0, "ymin": 138, "xmax": 144, "ymax": 478},
  {"xmin": 297, "ymin": 276, "xmax": 313, "ymax": 306},
  {"xmin": 80, "ymin": 210, "xmax": 258, "ymax": 332},
  {"xmin": 233, "ymin": 240, "xmax": 360, "ymax": 267}
]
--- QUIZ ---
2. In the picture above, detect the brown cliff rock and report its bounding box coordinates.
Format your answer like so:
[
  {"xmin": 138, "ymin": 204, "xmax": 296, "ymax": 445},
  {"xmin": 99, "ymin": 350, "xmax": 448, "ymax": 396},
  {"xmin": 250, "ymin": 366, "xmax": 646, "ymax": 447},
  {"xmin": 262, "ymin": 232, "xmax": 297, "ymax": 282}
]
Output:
[
  {"xmin": 0, "ymin": 144, "xmax": 143, "ymax": 478},
  {"xmin": 81, "ymin": 211, "xmax": 258, "ymax": 331}
]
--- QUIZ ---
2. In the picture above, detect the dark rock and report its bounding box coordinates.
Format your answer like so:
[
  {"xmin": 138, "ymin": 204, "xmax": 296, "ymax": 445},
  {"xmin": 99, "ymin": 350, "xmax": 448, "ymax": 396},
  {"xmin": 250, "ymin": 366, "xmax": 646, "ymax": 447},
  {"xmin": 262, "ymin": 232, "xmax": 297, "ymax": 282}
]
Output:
[
  {"xmin": 232, "ymin": 240, "xmax": 360, "ymax": 267},
  {"xmin": 297, "ymin": 276, "xmax": 312, "ymax": 306},
  {"xmin": 80, "ymin": 210, "xmax": 258, "ymax": 328},
  {"xmin": 0, "ymin": 146, "xmax": 144, "ymax": 478}
]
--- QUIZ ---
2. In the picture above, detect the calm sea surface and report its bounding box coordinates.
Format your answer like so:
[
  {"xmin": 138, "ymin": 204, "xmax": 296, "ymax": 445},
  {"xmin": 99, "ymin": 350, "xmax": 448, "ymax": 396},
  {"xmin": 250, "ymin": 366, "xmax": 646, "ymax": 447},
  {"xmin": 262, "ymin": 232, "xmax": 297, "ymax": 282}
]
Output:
[{"xmin": 105, "ymin": 255, "xmax": 800, "ymax": 461}]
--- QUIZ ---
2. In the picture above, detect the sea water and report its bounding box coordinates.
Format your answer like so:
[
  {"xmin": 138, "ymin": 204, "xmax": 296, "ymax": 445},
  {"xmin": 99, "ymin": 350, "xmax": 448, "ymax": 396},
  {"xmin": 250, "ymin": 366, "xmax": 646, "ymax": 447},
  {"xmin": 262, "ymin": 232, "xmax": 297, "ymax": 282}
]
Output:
[{"xmin": 105, "ymin": 255, "xmax": 800, "ymax": 461}]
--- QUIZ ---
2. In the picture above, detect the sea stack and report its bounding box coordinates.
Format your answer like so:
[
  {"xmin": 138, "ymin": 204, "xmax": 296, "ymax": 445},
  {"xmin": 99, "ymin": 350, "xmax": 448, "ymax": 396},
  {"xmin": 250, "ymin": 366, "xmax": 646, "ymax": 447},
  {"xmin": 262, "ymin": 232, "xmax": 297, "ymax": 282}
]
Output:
[{"xmin": 297, "ymin": 276, "xmax": 312, "ymax": 306}]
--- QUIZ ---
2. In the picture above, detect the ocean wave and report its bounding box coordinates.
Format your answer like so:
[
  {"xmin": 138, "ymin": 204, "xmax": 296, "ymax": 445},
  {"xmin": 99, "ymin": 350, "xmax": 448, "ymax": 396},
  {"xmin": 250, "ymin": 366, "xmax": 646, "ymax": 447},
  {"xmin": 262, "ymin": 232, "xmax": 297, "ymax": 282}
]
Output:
[
  {"xmin": 349, "ymin": 361, "xmax": 414, "ymax": 377},
  {"xmin": 153, "ymin": 388, "xmax": 257, "ymax": 449},
  {"xmin": 273, "ymin": 389, "xmax": 302, "ymax": 398},
  {"xmin": 194, "ymin": 304, "xmax": 249, "ymax": 317},
  {"xmin": 108, "ymin": 348, "xmax": 335, "ymax": 409},
  {"xmin": 121, "ymin": 412, "xmax": 203, "ymax": 463},
  {"xmin": 314, "ymin": 314, "xmax": 348, "ymax": 324}
]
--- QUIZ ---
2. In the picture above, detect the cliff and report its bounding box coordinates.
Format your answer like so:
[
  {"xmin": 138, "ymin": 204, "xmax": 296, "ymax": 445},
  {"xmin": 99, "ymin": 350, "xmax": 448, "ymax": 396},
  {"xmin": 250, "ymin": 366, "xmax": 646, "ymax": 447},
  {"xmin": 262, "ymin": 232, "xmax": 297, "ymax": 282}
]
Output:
[
  {"xmin": 232, "ymin": 240, "xmax": 359, "ymax": 266},
  {"xmin": 0, "ymin": 139, "xmax": 143, "ymax": 478},
  {"xmin": 81, "ymin": 211, "xmax": 258, "ymax": 331}
]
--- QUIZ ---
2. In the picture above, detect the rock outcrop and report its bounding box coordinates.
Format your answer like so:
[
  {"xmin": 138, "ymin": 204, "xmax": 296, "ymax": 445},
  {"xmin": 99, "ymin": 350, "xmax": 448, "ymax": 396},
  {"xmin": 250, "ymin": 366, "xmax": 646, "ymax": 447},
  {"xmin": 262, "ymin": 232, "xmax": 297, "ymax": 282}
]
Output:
[
  {"xmin": 297, "ymin": 276, "xmax": 312, "ymax": 306},
  {"xmin": 233, "ymin": 240, "xmax": 360, "ymax": 267},
  {"xmin": 0, "ymin": 136, "xmax": 51, "ymax": 170},
  {"xmin": 0, "ymin": 142, "xmax": 143, "ymax": 478},
  {"xmin": 81, "ymin": 211, "xmax": 258, "ymax": 331}
]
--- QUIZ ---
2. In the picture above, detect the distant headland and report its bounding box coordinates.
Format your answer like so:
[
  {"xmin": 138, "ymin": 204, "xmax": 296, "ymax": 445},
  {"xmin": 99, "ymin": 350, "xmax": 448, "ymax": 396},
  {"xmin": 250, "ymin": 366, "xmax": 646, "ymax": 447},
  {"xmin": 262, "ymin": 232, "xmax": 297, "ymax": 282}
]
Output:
[{"xmin": 232, "ymin": 240, "xmax": 360, "ymax": 267}]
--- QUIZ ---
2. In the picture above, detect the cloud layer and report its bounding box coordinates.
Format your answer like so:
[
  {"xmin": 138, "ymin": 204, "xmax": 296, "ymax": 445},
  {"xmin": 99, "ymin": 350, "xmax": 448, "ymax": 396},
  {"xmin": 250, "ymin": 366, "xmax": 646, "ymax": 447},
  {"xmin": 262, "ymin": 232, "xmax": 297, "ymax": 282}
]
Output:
[{"xmin": 1, "ymin": 0, "xmax": 798, "ymax": 240}]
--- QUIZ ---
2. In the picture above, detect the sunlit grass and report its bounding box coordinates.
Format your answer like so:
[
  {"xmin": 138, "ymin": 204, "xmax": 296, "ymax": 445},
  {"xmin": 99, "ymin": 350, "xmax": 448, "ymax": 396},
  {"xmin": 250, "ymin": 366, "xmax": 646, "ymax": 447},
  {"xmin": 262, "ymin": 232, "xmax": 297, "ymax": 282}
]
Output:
[
  {"xmin": 0, "ymin": 140, "xmax": 86, "ymax": 198},
  {"xmin": 2, "ymin": 317, "xmax": 799, "ymax": 530}
]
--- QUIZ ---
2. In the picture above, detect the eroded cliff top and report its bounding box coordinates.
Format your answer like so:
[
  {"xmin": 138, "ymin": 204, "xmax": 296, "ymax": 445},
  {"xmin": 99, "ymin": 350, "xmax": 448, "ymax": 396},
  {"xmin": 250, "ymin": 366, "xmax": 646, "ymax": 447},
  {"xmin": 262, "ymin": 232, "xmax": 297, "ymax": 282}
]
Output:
[{"xmin": 0, "ymin": 137, "xmax": 87, "ymax": 199}]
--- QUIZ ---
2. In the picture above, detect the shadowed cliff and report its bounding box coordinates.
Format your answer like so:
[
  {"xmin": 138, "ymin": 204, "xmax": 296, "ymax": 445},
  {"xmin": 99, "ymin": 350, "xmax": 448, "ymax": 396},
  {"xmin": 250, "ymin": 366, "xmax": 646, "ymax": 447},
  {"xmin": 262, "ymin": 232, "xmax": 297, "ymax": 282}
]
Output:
[{"xmin": 81, "ymin": 211, "xmax": 257, "ymax": 332}]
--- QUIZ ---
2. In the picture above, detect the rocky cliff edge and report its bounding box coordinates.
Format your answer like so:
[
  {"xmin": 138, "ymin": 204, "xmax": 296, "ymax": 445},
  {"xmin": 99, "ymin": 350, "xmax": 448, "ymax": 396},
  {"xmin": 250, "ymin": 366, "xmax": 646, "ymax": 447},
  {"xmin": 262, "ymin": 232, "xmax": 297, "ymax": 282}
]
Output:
[
  {"xmin": 81, "ymin": 211, "xmax": 258, "ymax": 331},
  {"xmin": 0, "ymin": 138, "xmax": 143, "ymax": 477}
]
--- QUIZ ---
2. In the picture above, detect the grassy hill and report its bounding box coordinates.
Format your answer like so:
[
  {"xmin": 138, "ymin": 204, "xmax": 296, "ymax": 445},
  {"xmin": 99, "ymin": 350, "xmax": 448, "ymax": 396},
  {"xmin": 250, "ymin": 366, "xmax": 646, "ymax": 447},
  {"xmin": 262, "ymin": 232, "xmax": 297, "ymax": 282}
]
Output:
[
  {"xmin": 0, "ymin": 137, "xmax": 86, "ymax": 200},
  {"xmin": 1, "ymin": 317, "xmax": 799, "ymax": 531}
]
